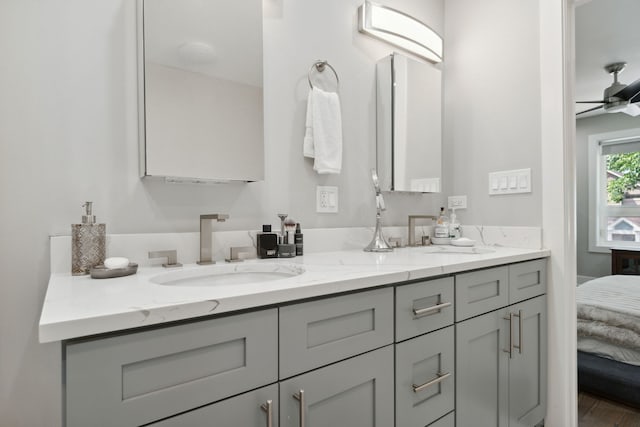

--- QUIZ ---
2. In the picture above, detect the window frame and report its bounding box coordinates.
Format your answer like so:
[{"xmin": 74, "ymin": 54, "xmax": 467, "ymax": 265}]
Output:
[{"xmin": 588, "ymin": 127, "xmax": 640, "ymax": 253}]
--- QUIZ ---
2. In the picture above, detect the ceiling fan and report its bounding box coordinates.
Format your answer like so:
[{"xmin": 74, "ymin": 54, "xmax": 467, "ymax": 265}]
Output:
[{"xmin": 576, "ymin": 62, "xmax": 640, "ymax": 116}]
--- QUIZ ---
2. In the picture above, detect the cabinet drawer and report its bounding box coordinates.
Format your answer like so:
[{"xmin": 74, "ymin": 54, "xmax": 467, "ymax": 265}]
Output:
[
  {"xmin": 456, "ymin": 266, "xmax": 509, "ymax": 321},
  {"xmin": 395, "ymin": 326, "xmax": 455, "ymax": 427},
  {"xmin": 396, "ymin": 277, "xmax": 454, "ymax": 341},
  {"xmin": 429, "ymin": 412, "xmax": 455, "ymax": 427},
  {"xmin": 280, "ymin": 345, "xmax": 394, "ymax": 427},
  {"xmin": 65, "ymin": 309, "xmax": 278, "ymax": 427},
  {"xmin": 149, "ymin": 383, "xmax": 279, "ymax": 427},
  {"xmin": 279, "ymin": 287, "xmax": 394, "ymax": 378},
  {"xmin": 509, "ymin": 259, "xmax": 547, "ymax": 304}
]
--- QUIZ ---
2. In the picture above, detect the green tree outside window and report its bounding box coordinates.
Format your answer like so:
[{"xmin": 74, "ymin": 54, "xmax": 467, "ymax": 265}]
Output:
[{"xmin": 607, "ymin": 152, "xmax": 640, "ymax": 204}]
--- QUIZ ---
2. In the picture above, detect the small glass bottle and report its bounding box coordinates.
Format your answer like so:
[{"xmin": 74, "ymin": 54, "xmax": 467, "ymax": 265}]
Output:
[{"xmin": 71, "ymin": 202, "xmax": 106, "ymax": 275}]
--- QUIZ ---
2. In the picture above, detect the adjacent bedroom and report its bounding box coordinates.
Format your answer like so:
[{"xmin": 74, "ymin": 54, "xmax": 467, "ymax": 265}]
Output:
[{"xmin": 575, "ymin": 0, "xmax": 640, "ymax": 424}]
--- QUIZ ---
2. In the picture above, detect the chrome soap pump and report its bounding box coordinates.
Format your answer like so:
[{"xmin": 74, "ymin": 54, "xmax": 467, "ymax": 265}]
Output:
[{"xmin": 71, "ymin": 202, "xmax": 106, "ymax": 275}]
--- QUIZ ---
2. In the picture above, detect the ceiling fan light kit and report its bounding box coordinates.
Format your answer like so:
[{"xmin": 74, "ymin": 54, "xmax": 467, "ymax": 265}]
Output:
[{"xmin": 576, "ymin": 61, "xmax": 640, "ymax": 117}]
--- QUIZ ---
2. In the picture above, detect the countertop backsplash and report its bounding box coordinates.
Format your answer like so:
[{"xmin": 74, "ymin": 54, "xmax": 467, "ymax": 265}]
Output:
[{"xmin": 49, "ymin": 225, "xmax": 541, "ymax": 275}]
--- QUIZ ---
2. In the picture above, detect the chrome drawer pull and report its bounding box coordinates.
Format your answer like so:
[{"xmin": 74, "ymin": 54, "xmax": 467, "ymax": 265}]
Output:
[
  {"xmin": 293, "ymin": 390, "xmax": 305, "ymax": 427},
  {"xmin": 412, "ymin": 371, "xmax": 451, "ymax": 393},
  {"xmin": 503, "ymin": 312, "xmax": 514, "ymax": 358},
  {"xmin": 412, "ymin": 301, "xmax": 452, "ymax": 318},
  {"xmin": 260, "ymin": 399, "xmax": 273, "ymax": 427}
]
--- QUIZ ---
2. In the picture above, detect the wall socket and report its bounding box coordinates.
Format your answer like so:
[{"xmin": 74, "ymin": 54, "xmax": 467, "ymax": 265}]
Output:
[
  {"xmin": 317, "ymin": 186, "xmax": 338, "ymax": 213},
  {"xmin": 448, "ymin": 195, "xmax": 467, "ymax": 209}
]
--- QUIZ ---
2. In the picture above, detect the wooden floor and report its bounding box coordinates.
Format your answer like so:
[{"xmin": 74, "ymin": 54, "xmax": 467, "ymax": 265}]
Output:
[{"xmin": 579, "ymin": 392, "xmax": 640, "ymax": 427}]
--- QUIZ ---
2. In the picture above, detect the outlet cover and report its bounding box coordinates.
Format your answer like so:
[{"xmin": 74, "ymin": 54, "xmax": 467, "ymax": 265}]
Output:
[
  {"xmin": 317, "ymin": 186, "xmax": 338, "ymax": 213},
  {"xmin": 448, "ymin": 195, "xmax": 467, "ymax": 209}
]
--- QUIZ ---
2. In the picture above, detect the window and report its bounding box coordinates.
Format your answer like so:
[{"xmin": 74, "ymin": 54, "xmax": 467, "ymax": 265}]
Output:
[{"xmin": 588, "ymin": 128, "xmax": 640, "ymax": 252}]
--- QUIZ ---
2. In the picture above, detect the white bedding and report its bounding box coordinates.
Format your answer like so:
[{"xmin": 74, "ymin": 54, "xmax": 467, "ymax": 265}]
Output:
[
  {"xmin": 578, "ymin": 337, "xmax": 640, "ymax": 366},
  {"xmin": 576, "ymin": 275, "xmax": 640, "ymax": 362}
]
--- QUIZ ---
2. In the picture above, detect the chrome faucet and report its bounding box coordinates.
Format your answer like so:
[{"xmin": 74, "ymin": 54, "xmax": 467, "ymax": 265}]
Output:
[
  {"xmin": 197, "ymin": 214, "xmax": 229, "ymax": 265},
  {"xmin": 408, "ymin": 215, "xmax": 436, "ymax": 246}
]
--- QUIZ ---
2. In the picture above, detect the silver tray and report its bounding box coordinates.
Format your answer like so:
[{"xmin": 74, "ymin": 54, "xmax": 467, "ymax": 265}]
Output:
[{"xmin": 90, "ymin": 263, "xmax": 138, "ymax": 279}]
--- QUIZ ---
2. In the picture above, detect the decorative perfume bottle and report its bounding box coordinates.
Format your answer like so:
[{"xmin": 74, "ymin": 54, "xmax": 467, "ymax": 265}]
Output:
[{"xmin": 71, "ymin": 202, "xmax": 106, "ymax": 275}]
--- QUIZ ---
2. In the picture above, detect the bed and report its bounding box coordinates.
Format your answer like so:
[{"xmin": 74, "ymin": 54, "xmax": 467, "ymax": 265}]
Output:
[{"xmin": 577, "ymin": 274, "xmax": 640, "ymax": 407}]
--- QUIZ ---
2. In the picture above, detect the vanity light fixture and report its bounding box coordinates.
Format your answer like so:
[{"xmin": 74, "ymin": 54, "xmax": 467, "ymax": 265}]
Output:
[{"xmin": 357, "ymin": 1, "xmax": 443, "ymax": 63}]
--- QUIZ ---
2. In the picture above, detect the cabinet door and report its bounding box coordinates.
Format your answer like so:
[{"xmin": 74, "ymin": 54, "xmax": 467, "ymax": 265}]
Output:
[
  {"xmin": 279, "ymin": 287, "xmax": 393, "ymax": 378},
  {"xmin": 396, "ymin": 326, "xmax": 454, "ymax": 427},
  {"xmin": 149, "ymin": 384, "xmax": 278, "ymax": 427},
  {"xmin": 456, "ymin": 309, "xmax": 509, "ymax": 427},
  {"xmin": 280, "ymin": 346, "xmax": 394, "ymax": 427},
  {"xmin": 508, "ymin": 296, "xmax": 547, "ymax": 427},
  {"xmin": 65, "ymin": 309, "xmax": 278, "ymax": 427}
]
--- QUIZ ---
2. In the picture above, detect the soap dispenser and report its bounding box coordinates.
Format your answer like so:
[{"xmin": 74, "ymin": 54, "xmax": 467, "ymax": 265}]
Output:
[
  {"xmin": 432, "ymin": 207, "xmax": 450, "ymax": 244},
  {"xmin": 71, "ymin": 202, "xmax": 106, "ymax": 275},
  {"xmin": 449, "ymin": 208, "xmax": 461, "ymax": 239}
]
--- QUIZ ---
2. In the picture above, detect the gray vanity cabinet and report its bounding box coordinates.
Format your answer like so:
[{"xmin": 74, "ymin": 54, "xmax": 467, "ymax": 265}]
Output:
[
  {"xmin": 280, "ymin": 345, "xmax": 394, "ymax": 427},
  {"xmin": 148, "ymin": 384, "xmax": 279, "ymax": 427},
  {"xmin": 455, "ymin": 259, "xmax": 547, "ymax": 427},
  {"xmin": 61, "ymin": 258, "xmax": 547, "ymax": 427}
]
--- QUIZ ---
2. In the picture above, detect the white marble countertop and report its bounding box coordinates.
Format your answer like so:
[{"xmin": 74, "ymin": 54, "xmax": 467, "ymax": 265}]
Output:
[{"xmin": 39, "ymin": 245, "xmax": 550, "ymax": 343}]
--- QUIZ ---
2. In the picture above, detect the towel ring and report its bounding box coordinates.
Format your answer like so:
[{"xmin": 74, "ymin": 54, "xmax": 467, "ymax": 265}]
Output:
[{"xmin": 308, "ymin": 60, "xmax": 340, "ymax": 90}]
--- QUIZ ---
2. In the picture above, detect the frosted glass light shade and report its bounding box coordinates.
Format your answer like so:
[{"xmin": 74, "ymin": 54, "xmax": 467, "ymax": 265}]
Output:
[{"xmin": 358, "ymin": 1, "xmax": 443, "ymax": 63}]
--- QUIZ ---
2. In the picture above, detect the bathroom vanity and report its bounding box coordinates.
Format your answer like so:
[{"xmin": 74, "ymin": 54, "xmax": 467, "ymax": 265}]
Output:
[{"xmin": 41, "ymin": 246, "xmax": 548, "ymax": 427}]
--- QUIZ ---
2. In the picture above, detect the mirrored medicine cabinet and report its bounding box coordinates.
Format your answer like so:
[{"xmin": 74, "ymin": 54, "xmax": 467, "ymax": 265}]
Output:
[
  {"xmin": 137, "ymin": 0, "xmax": 265, "ymax": 182},
  {"xmin": 376, "ymin": 52, "xmax": 442, "ymax": 192}
]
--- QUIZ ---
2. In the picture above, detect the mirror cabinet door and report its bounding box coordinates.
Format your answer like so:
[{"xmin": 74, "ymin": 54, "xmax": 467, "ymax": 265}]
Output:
[
  {"xmin": 138, "ymin": 0, "xmax": 264, "ymax": 182},
  {"xmin": 376, "ymin": 53, "xmax": 442, "ymax": 192}
]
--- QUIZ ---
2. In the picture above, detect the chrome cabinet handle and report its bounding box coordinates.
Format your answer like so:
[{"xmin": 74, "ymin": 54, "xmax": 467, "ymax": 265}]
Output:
[
  {"xmin": 503, "ymin": 312, "xmax": 514, "ymax": 358},
  {"xmin": 293, "ymin": 390, "xmax": 305, "ymax": 427},
  {"xmin": 412, "ymin": 301, "xmax": 452, "ymax": 318},
  {"xmin": 513, "ymin": 310, "xmax": 523, "ymax": 354},
  {"xmin": 412, "ymin": 372, "xmax": 451, "ymax": 393},
  {"xmin": 260, "ymin": 399, "xmax": 273, "ymax": 427}
]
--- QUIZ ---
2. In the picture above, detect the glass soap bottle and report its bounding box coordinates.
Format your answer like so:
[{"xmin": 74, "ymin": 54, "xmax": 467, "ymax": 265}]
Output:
[{"xmin": 71, "ymin": 202, "xmax": 106, "ymax": 275}]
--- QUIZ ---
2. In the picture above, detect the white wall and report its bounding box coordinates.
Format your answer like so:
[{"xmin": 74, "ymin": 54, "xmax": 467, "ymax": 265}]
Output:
[
  {"xmin": 444, "ymin": 0, "xmax": 543, "ymax": 227},
  {"xmin": 0, "ymin": 0, "xmax": 445, "ymax": 425},
  {"xmin": 576, "ymin": 114, "xmax": 640, "ymax": 278}
]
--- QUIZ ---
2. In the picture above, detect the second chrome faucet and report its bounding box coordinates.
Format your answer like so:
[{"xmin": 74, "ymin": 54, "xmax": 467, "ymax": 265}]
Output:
[{"xmin": 197, "ymin": 214, "xmax": 229, "ymax": 265}]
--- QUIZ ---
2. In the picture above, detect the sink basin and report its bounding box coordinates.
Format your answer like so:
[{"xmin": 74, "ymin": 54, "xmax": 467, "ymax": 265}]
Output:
[
  {"xmin": 421, "ymin": 246, "xmax": 495, "ymax": 255},
  {"xmin": 151, "ymin": 263, "xmax": 305, "ymax": 287}
]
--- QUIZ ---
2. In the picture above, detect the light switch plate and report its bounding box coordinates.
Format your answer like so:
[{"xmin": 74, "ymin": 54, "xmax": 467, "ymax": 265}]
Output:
[
  {"xmin": 317, "ymin": 186, "xmax": 338, "ymax": 213},
  {"xmin": 488, "ymin": 168, "xmax": 531, "ymax": 195}
]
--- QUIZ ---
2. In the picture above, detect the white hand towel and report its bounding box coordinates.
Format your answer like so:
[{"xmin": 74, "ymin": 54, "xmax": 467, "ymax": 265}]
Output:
[
  {"xmin": 303, "ymin": 92, "xmax": 315, "ymax": 158},
  {"xmin": 303, "ymin": 87, "xmax": 343, "ymax": 174}
]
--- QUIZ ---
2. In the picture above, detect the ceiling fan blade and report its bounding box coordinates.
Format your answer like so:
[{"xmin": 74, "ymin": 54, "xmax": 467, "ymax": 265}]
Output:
[
  {"xmin": 612, "ymin": 77, "xmax": 640, "ymax": 101},
  {"xmin": 576, "ymin": 105, "xmax": 603, "ymax": 116},
  {"xmin": 576, "ymin": 100, "xmax": 605, "ymax": 104}
]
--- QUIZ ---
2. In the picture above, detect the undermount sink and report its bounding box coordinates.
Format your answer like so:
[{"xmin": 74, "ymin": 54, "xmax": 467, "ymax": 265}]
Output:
[
  {"xmin": 151, "ymin": 263, "xmax": 305, "ymax": 287},
  {"xmin": 421, "ymin": 246, "xmax": 495, "ymax": 255}
]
